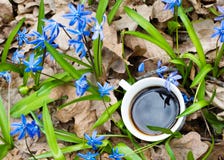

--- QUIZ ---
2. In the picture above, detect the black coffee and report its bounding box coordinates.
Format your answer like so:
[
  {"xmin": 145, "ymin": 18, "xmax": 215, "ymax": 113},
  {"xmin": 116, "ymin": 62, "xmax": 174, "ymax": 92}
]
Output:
[{"xmin": 131, "ymin": 87, "xmax": 180, "ymax": 135}]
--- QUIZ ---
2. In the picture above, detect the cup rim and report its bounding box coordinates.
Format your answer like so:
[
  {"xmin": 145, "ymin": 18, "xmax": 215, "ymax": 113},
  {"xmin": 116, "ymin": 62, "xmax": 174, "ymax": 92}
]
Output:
[{"xmin": 120, "ymin": 77, "xmax": 186, "ymax": 142}]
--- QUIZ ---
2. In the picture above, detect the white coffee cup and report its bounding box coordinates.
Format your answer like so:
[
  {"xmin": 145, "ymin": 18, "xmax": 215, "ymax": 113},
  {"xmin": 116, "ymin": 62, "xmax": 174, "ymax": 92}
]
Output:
[{"xmin": 119, "ymin": 77, "xmax": 186, "ymax": 141}]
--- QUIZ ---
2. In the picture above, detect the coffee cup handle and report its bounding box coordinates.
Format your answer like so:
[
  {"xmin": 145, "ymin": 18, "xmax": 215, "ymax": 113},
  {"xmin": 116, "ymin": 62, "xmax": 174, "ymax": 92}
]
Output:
[{"xmin": 119, "ymin": 79, "xmax": 131, "ymax": 91}]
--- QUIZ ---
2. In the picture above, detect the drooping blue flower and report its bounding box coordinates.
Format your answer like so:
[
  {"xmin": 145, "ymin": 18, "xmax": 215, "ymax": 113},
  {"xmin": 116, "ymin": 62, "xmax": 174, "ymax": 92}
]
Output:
[
  {"xmin": 211, "ymin": 20, "xmax": 224, "ymax": 42},
  {"xmin": 138, "ymin": 62, "xmax": 145, "ymax": 72},
  {"xmin": 63, "ymin": 3, "xmax": 92, "ymax": 26},
  {"xmin": 84, "ymin": 130, "xmax": 105, "ymax": 150},
  {"xmin": 156, "ymin": 60, "xmax": 168, "ymax": 78},
  {"xmin": 16, "ymin": 28, "xmax": 29, "ymax": 46},
  {"xmin": 215, "ymin": 6, "xmax": 224, "ymax": 21},
  {"xmin": 23, "ymin": 53, "xmax": 43, "ymax": 73},
  {"xmin": 12, "ymin": 49, "xmax": 25, "ymax": 64},
  {"xmin": 91, "ymin": 16, "xmax": 105, "ymax": 40},
  {"xmin": 78, "ymin": 152, "xmax": 99, "ymax": 160},
  {"xmin": 109, "ymin": 148, "xmax": 124, "ymax": 160},
  {"xmin": 10, "ymin": 114, "xmax": 41, "ymax": 140},
  {"xmin": 66, "ymin": 21, "xmax": 90, "ymax": 41},
  {"xmin": 0, "ymin": 71, "xmax": 11, "ymax": 83},
  {"xmin": 182, "ymin": 92, "xmax": 194, "ymax": 104},
  {"xmin": 97, "ymin": 82, "xmax": 114, "ymax": 97},
  {"xmin": 43, "ymin": 19, "xmax": 64, "ymax": 39},
  {"xmin": 161, "ymin": 0, "xmax": 181, "ymax": 12},
  {"xmin": 75, "ymin": 75, "xmax": 89, "ymax": 96},
  {"xmin": 68, "ymin": 39, "xmax": 86, "ymax": 58},
  {"xmin": 165, "ymin": 71, "xmax": 182, "ymax": 91}
]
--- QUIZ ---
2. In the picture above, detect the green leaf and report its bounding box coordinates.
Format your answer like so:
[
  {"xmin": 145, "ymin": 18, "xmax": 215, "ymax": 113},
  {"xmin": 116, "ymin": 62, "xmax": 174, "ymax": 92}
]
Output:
[
  {"xmin": 168, "ymin": 21, "xmax": 180, "ymax": 34},
  {"xmin": 180, "ymin": 53, "xmax": 202, "ymax": 68},
  {"xmin": 0, "ymin": 144, "xmax": 11, "ymax": 159},
  {"xmin": 0, "ymin": 96, "xmax": 13, "ymax": 147},
  {"xmin": 37, "ymin": 0, "xmax": 45, "ymax": 34},
  {"xmin": 124, "ymin": 6, "xmax": 176, "ymax": 59},
  {"xmin": 170, "ymin": 58, "xmax": 186, "ymax": 66},
  {"xmin": 178, "ymin": 6, "xmax": 206, "ymax": 67},
  {"xmin": 115, "ymin": 142, "xmax": 142, "ymax": 160},
  {"xmin": 147, "ymin": 125, "xmax": 173, "ymax": 134},
  {"xmin": 201, "ymin": 135, "xmax": 214, "ymax": 160},
  {"xmin": 92, "ymin": 101, "xmax": 121, "ymax": 129},
  {"xmin": 190, "ymin": 64, "xmax": 212, "ymax": 88},
  {"xmin": 108, "ymin": 0, "xmax": 123, "ymax": 24},
  {"xmin": 0, "ymin": 63, "xmax": 23, "ymax": 74},
  {"xmin": 96, "ymin": 0, "xmax": 108, "ymax": 23},
  {"xmin": 43, "ymin": 103, "xmax": 65, "ymax": 160},
  {"xmin": 1, "ymin": 18, "xmax": 25, "ymax": 63},
  {"xmin": 203, "ymin": 110, "xmax": 224, "ymax": 134},
  {"xmin": 54, "ymin": 129, "xmax": 83, "ymax": 143},
  {"xmin": 165, "ymin": 137, "xmax": 176, "ymax": 160},
  {"xmin": 187, "ymin": 151, "xmax": 195, "ymax": 160},
  {"xmin": 177, "ymin": 100, "xmax": 209, "ymax": 117}
]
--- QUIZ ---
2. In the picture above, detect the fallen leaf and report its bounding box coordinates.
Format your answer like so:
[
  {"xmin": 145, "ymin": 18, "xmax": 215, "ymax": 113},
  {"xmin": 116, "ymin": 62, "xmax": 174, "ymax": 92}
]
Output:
[
  {"xmin": 0, "ymin": 0, "xmax": 13, "ymax": 27},
  {"xmin": 188, "ymin": 0, "xmax": 208, "ymax": 15},
  {"xmin": 152, "ymin": 0, "xmax": 173, "ymax": 22}
]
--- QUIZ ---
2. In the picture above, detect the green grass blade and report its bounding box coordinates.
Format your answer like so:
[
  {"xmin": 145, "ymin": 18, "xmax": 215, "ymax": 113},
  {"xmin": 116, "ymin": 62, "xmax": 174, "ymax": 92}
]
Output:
[
  {"xmin": 115, "ymin": 142, "xmax": 142, "ymax": 160},
  {"xmin": 177, "ymin": 100, "xmax": 209, "ymax": 117},
  {"xmin": 170, "ymin": 59, "xmax": 186, "ymax": 66},
  {"xmin": 0, "ymin": 96, "xmax": 13, "ymax": 147},
  {"xmin": 202, "ymin": 135, "xmax": 214, "ymax": 160},
  {"xmin": 43, "ymin": 103, "xmax": 65, "ymax": 160},
  {"xmin": 124, "ymin": 31, "xmax": 175, "ymax": 58},
  {"xmin": 147, "ymin": 125, "xmax": 173, "ymax": 134},
  {"xmin": 1, "ymin": 18, "xmax": 25, "ymax": 63},
  {"xmin": 37, "ymin": 0, "xmax": 45, "ymax": 34},
  {"xmin": 178, "ymin": 6, "xmax": 206, "ymax": 67},
  {"xmin": 92, "ymin": 101, "xmax": 121, "ymax": 129},
  {"xmin": 96, "ymin": 0, "xmax": 109, "ymax": 23},
  {"xmin": 180, "ymin": 53, "xmax": 202, "ymax": 68},
  {"xmin": 108, "ymin": 0, "xmax": 123, "ymax": 24},
  {"xmin": 187, "ymin": 151, "xmax": 195, "ymax": 160},
  {"xmin": 124, "ymin": 7, "xmax": 176, "ymax": 59},
  {"xmin": 0, "ymin": 144, "xmax": 11, "ymax": 159},
  {"xmin": 54, "ymin": 129, "xmax": 83, "ymax": 143},
  {"xmin": 165, "ymin": 137, "xmax": 176, "ymax": 160},
  {"xmin": 45, "ymin": 42, "xmax": 81, "ymax": 79},
  {"xmin": 0, "ymin": 63, "xmax": 23, "ymax": 74},
  {"xmin": 190, "ymin": 64, "xmax": 212, "ymax": 88}
]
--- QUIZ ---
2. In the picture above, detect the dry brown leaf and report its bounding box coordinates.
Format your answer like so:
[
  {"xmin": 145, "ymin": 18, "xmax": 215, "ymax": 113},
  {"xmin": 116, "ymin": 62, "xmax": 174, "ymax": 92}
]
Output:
[
  {"xmin": 152, "ymin": 0, "xmax": 173, "ymax": 22},
  {"xmin": 188, "ymin": 0, "xmax": 208, "ymax": 15},
  {"xmin": 113, "ymin": 4, "xmax": 153, "ymax": 31},
  {"xmin": 206, "ymin": 82, "xmax": 224, "ymax": 110},
  {"xmin": 179, "ymin": 19, "xmax": 220, "ymax": 54},
  {"xmin": 150, "ymin": 132, "xmax": 209, "ymax": 159},
  {"xmin": 125, "ymin": 34, "xmax": 171, "ymax": 63},
  {"xmin": 0, "ymin": 0, "xmax": 13, "ymax": 27}
]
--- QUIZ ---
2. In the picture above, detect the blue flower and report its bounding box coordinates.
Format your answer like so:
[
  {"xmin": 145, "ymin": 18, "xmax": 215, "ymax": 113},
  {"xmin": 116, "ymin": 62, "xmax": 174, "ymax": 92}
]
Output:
[
  {"xmin": 68, "ymin": 39, "xmax": 86, "ymax": 58},
  {"xmin": 43, "ymin": 19, "xmax": 64, "ymax": 39},
  {"xmin": 16, "ymin": 28, "xmax": 29, "ymax": 46},
  {"xmin": 23, "ymin": 53, "xmax": 43, "ymax": 73},
  {"xmin": 215, "ymin": 6, "xmax": 224, "ymax": 21},
  {"xmin": 156, "ymin": 60, "xmax": 168, "ymax": 78},
  {"xmin": 66, "ymin": 22, "xmax": 90, "ymax": 41},
  {"xmin": 75, "ymin": 75, "xmax": 89, "ymax": 96},
  {"xmin": 12, "ymin": 49, "xmax": 25, "ymax": 64},
  {"xmin": 84, "ymin": 130, "xmax": 104, "ymax": 150},
  {"xmin": 63, "ymin": 3, "xmax": 92, "ymax": 26},
  {"xmin": 109, "ymin": 148, "xmax": 124, "ymax": 160},
  {"xmin": 78, "ymin": 152, "xmax": 99, "ymax": 160},
  {"xmin": 182, "ymin": 92, "xmax": 194, "ymax": 104},
  {"xmin": 0, "ymin": 71, "xmax": 11, "ymax": 83},
  {"xmin": 97, "ymin": 82, "xmax": 114, "ymax": 97},
  {"xmin": 165, "ymin": 71, "xmax": 182, "ymax": 91},
  {"xmin": 10, "ymin": 114, "xmax": 41, "ymax": 140},
  {"xmin": 161, "ymin": 0, "xmax": 181, "ymax": 12},
  {"xmin": 91, "ymin": 16, "xmax": 105, "ymax": 40},
  {"xmin": 138, "ymin": 62, "xmax": 145, "ymax": 72},
  {"xmin": 211, "ymin": 20, "xmax": 224, "ymax": 42}
]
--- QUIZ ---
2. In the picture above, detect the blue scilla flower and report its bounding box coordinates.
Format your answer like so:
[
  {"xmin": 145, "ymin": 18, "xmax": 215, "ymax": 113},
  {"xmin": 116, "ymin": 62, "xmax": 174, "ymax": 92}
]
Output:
[
  {"xmin": 211, "ymin": 20, "xmax": 224, "ymax": 42},
  {"xmin": 23, "ymin": 53, "xmax": 43, "ymax": 73},
  {"xmin": 16, "ymin": 28, "xmax": 29, "ymax": 46},
  {"xmin": 182, "ymin": 92, "xmax": 194, "ymax": 104},
  {"xmin": 12, "ymin": 49, "xmax": 25, "ymax": 64},
  {"xmin": 156, "ymin": 60, "xmax": 168, "ymax": 78},
  {"xmin": 63, "ymin": 3, "xmax": 92, "ymax": 26},
  {"xmin": 215, "ymin": 6, "xmax": 224, "ymax": 21},
  {"xmin": 84, "ymin": 130, "xmax": 104, "ymax": 150},
  {"xmin": 78, "ymin": 152, "xmax": 99, "ymax": 160},
  {"xmin": 66, "ymin": 22, "xmax": 90, "ymax": 41},
  {"xmin": 161, "ymin": 0, "xmax": 181, "ymax": 12},
  {"xmin": 97, "ymin": 82, "xmax": 114, "ymax": 97},
  {"xmin": 138, "ymin": 62, "xmax": 145, "ymax": 72},
  {"xmin": 68, "ymin": 39, "xmax": 86, "ymax": 58},
  {"xmin": 0, "ymin": 71, "xmax": 11, "ymax": 83},
  {"xmin": 43, "ymin": 19, "xmax": 64, "ymax": 39},
  {"xmin": 10, "ymin": 114, "xmax": 41, "ymax": 140},
  {"xmin": 75, "ymin": 75, "xmax": 89, "ymax": 96},
  {"xmin": 109, "ymin": 148, "xmax": 124, "ymax": 160},
  {"xmin": 91, "ymin": 16, "xmax": 105, "ymax": 40},
  {"xmin": 165, "ymin": 71, "xmax": 182, "ymax": 91}
]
